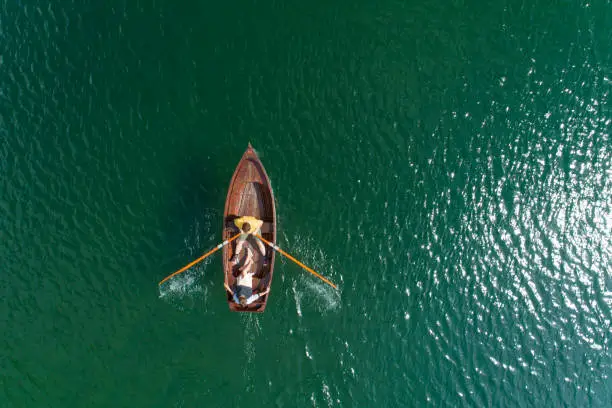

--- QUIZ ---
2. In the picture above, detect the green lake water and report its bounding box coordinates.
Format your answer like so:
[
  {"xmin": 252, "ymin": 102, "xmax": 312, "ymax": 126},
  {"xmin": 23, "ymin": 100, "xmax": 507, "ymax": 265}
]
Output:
[{"xmin": 1, "ymin": 0, "xmax": 610, "ymax": 406}]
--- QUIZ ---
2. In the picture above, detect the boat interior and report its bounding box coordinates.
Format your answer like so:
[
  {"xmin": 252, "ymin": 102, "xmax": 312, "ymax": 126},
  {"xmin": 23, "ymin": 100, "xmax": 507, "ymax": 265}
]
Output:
[{"xmin": 224, "ymin": 180, "xmax": 275, "ymax": 312}]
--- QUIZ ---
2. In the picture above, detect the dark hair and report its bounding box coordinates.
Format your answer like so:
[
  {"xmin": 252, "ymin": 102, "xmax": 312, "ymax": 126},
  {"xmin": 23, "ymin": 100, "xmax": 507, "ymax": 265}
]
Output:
[
  {"xmin": 239, "ymin": 295, "xmax": 247, "ymax": 306},
  {"xmin": 242, "ymin": 222, "xmax": 251, "ymax": 233}
]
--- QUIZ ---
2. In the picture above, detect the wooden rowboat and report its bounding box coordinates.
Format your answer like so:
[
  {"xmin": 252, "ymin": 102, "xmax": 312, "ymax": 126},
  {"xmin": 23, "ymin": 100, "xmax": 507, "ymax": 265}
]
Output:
[{"xmin": 223, "ymin": 144, "xmax": 276, "ymax": 313}]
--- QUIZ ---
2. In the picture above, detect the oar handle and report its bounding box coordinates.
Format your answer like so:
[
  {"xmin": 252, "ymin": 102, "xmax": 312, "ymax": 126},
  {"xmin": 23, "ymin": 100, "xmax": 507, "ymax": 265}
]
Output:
[
  {"xmin": 255, "ymin": 234, "xmax": 337, "ymax": 289},
  {"xmin": 159, "ymin": 232, "xmax": 241, "ymax": 285}
]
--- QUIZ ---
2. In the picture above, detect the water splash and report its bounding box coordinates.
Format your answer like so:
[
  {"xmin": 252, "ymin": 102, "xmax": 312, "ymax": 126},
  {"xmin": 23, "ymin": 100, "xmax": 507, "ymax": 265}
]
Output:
[
  {"xmin": 292, "ymin": 283, "xmax": 303, "ymax": 317},
  {"xmin": 158, "ymin": 267, "xmax": 210, "ymax": 311},
  {"xmin": 283, "ymin": 233, "xmax": 342, "ymax": 315},
  {"xmin": 303, "ymin": 276, "xmax": 342, "ymax": 313},
  {"xmin": 158, "ymin": 214, "xmax": 219, "ymax": 311}
]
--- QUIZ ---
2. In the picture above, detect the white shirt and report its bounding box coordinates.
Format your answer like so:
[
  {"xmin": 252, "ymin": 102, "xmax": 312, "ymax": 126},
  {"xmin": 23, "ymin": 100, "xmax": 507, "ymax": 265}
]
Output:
[{"xmin": 236, "ymin": 272, "xmax": 253, "ymax": 287}]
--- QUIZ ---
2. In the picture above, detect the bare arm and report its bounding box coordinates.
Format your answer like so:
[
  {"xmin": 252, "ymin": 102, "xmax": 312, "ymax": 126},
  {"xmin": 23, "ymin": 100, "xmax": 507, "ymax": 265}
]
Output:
[{"xmin": 239, "ymin": 248, "xmax": 254, "ymax": 272}]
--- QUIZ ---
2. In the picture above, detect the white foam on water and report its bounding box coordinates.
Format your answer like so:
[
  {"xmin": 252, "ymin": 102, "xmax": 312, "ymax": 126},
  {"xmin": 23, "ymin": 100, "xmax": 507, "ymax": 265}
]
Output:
[
  {"xmin": 284, "ymin": 233, "xmax": 342, "ymax": 315},
  {"xmin": 292, "ymin": 283, "xmax": 303, "ymax": 317},
  {"xmin": 322, "ymin": 382, "xmax": 333, "ymax": 407},
  {"xmin": 302, "ymin": 277, "xmax": 342, "ymax": 314},
  {"xmin": 240, "ymin": 313, "xmax": 263, "ymax": 391},
  {"xmin": 292, "ymin": 276, "xmax": 341, "ymax": 316},
  {"xmin": 158, "ymin": 265, "xmax": 212, "ymax": 311},
  {"xmin": 305, "ymin": 344, "xmax": 312, "ymax": 360},
  {"xmin": 158, "ymin": 214, "xmax": 220, "ymax": 311}
]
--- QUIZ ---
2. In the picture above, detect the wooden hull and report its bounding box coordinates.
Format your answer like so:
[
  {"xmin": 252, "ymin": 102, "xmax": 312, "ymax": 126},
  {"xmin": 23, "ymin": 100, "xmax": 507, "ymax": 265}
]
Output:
[{"xmin": 223, "ymin": 144, "xmax": 276, "ymax": 312}]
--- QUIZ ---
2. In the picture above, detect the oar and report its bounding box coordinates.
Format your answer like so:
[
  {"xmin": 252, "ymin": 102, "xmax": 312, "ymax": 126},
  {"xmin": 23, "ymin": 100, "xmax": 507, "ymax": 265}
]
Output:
[
  {"xmin": 158, "ymin": 232, "xmax": 241, "ymax": 285},
  {"xmin": 255, "ymin": 234, "xmax": 337, "ymax": 289}
]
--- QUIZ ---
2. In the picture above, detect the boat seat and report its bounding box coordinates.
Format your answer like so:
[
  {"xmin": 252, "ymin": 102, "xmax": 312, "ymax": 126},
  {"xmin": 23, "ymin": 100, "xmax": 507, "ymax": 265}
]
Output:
[
  {"xmin": 225, "ymin": 219, "xmax": 273, "ymax": 234},
  {"xmin": 225, "ymin": 218, "xmax": 273, "ymax": 229}
]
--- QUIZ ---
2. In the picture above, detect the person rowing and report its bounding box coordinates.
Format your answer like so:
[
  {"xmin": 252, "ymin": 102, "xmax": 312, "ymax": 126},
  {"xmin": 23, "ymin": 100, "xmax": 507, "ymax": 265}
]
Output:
[
  {"xmin": 230, "ymin": 215, "xmax": 266, "ymax": 264},
  {"xmin": 224, "ymin": 247, "xmax": 270, "ymax": 306}
]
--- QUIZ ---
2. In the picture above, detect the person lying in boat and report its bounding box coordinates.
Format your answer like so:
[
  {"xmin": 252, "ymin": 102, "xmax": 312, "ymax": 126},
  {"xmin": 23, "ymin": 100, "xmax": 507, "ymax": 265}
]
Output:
[
  {"xmin": 224, "ymin": 247, "xmax": 270, "ymax": 306},
  {"xmin": 230, "ymin": 215, "xmax": 266, "ymax": 264}
]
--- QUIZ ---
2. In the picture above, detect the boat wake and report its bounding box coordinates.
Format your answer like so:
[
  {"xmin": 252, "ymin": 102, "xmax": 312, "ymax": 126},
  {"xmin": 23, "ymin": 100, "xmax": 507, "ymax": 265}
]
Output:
[
  {"xmin": 241, "ymin": 314, "xmax": 262, "ymax": 360},
  {"xmin": 240, "ymin": 313, "xmax": 263, "ymax": 392}
]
